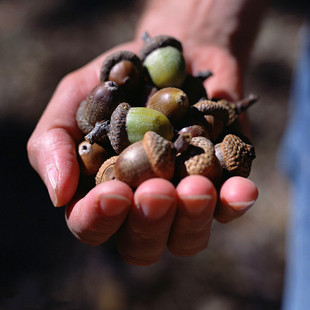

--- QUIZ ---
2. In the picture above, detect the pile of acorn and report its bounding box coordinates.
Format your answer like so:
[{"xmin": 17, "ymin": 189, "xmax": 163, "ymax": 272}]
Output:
[{"xmin": 76, "ymin": 33, "xmax": 257, "ymax": 189}]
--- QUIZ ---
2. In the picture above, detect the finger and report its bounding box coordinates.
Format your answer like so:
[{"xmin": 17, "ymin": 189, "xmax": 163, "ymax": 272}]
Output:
[
  {"xmin": 214, "ymin": 176, "xmax": 258, "ymax": 223},
  {"xmin": 27, "ymin": 128, "xmax": 80, "ymax": 207},
  {"xmin": 65, "ymin": 180, "xmax": 133, "ymax": 246},
  {"xmin": 116, "ymin": 178, "xmax": 177, "ymax": 266},
  {"xmin": 168, "ymin": 175, "xmax": 217, "ymax": 256}
]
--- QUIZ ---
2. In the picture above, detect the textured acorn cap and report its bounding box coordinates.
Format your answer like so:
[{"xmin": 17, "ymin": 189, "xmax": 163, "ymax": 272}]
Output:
[
  {"xmin": 108, "ymin": 102, "xmax": 131, "ymax": 154},
  {"xmin": 95, "ymin": 155, "xmax": 118, "ymax": 185},
  {"xmin": 215, "ymin": 134, "xmax": 256, "ymax": 177},
  {"xmin": 100, "ymin": 50, "xmax": 144, "ymax": 82},
  {"xmin": 143, "ymin": 131, "xmax": 176, "ymax": 180},
  {"xmin": 139, "ymin": 34, "xmax": 183, "ymax": 62},
  {"xmin": 175, "ymin": 136, "xmax": 222, "ymax": 184},
  {"xmin": 193, "ymin": 100, "xmax": 229, "ymax": 124}
]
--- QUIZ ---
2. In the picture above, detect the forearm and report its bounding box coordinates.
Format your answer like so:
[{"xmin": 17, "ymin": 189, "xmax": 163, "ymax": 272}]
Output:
[{"xmin": 136, "ymin": 0, "xmax": 270, "ymax": 69}]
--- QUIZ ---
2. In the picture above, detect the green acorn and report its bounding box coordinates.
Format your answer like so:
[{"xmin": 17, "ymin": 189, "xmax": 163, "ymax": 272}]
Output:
[
  {"xmin": 85, "ymin": 102, "xmax": 174, "ymax": 154},
  {"xmin": 140, "ymin": 33, "xmax": 187, "ymax": 88}
]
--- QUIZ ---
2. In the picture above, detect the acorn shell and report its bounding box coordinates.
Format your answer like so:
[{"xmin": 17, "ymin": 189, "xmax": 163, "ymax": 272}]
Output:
[
  {"xmin": 175, "ymin": 136, "xmax": 222, "ymax": 184},
  {"xmin": 215, "ymin": 134, "xmax": 256, "ymax": 177}
]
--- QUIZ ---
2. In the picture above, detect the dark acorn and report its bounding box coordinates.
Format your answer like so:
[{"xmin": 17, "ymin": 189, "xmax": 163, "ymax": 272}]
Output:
[{"xmin": 76, "ymin": 81, "xmax": 123, "ymax": 135}]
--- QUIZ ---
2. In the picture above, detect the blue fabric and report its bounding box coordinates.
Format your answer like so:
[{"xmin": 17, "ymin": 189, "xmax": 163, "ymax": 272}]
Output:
[{"xmin": 279, "ymin": 23, "xmax": 310, "ymax": 310}]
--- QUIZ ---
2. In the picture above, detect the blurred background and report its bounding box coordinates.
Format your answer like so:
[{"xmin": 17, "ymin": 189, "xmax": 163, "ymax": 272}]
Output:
[{"xmin": 0, "ymin": 0, "xmax": 307, "ymax": 309}]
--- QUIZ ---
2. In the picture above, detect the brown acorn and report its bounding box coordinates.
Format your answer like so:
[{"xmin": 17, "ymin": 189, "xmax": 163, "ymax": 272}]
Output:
[
  {"xmin": 146, "ymin": 87, "xmax": 189, "ymax": 126},
  {"xmin": 76, "ymin": 81, "xmax": 123, "ymax": 136},
  {"xmin": 100, "ymin": 50, "xmax": 145, "ymax": 102},
  {"xmin": 215, "ymin": 134, "xmax": 256, "ymax": 178},
  {"xmin": 113, "ymin": 131, "xmax": 177, "ymax": 188},
  {"xmin": 78, "ymin": 140, "xmax": 112, "ymax": 176}
]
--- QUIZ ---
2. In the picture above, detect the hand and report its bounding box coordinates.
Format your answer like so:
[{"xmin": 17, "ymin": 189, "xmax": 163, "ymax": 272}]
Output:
[{"xmin": 27, "ymin": 40, "xmax": 258, "ymax": 266}]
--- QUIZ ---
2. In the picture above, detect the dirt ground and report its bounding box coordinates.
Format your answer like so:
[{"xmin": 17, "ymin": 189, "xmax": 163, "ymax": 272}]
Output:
[{"xmin": 0, "ymin": 1, "xmax": 306, "ymax": 309}]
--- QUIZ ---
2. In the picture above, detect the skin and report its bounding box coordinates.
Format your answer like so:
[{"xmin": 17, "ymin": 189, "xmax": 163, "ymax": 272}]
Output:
[{"xmin": 27, "ymin": 0, "xmax": 267, "ymax": 265}]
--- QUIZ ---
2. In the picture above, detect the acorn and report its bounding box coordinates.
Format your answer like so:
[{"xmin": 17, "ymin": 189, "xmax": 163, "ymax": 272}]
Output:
[
  {"xmin": 95, "ymin": 155, "xmax": 119, "ymax": 184},
  {"xmin": 100, "ymin": 50, "xmax": 145, "ymax": 103},
  {"xmin": 146, "ymin": 87, "xmax": 189, "ymax": 126},
  {"xmin": 175, "ymin": 136, "xmax": 223, "ymax": 185},
  {"xmin": 215, "ymin": 134, "xmax": 256, "ymax": 178},
  {"xmin": 139, "ymin": 33, "xmax": 187, "ymax": 88},
  {"xmin": 113, "ymin": 131, "xmax": 177, "ymax": 188},
  {"xmin": 178, "ymin": 124, "xmax": 209, "ymax": 139},
  {"xmin": 78, "ymin": 140, "xmax": 113, "ymax": 176},
  {"xmin": 85, "ymin": 102, "xmax": 175, "ymax": 154},
  {"xmin": 76, "ymin": 81, "xmax": 123, "ymax": 135}
]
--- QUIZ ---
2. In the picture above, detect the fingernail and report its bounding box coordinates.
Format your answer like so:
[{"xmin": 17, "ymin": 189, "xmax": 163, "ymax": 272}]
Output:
[
  {"xmin": 136, "ymin": 194, "xmax": 174, "ymax": 220},
  {"xmin": 180, "ymin": 194, "xmax": 213, "ymax": 216},
  {"xmin": 45, "ymin": 164, "xmax": 59, "ymax": 207},
  {"xmin": 100, "ymin": 194, "xmax": 131, "ymax": 217},
  {"xmin": 228, "ymin": 200, "xmax": 256, "ymax": 212}
]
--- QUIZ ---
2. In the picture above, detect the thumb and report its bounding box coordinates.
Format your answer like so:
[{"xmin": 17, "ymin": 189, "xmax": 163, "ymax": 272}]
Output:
[{"xmin": 27, "ymin": 127, "xmax": 80, "ymax": 207}]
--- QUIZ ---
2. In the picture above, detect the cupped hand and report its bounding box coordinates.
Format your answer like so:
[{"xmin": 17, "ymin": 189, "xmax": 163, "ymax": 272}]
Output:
[{"xmin": 27, "ymin": 40, "xmax": 258, "ymax": 266}]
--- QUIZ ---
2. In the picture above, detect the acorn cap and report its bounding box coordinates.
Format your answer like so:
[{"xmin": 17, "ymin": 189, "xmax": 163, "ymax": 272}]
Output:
[
  {"xmin": 100, "ymin": 50, "xmax": 144, "ymax": 82},
  {"xmin": 215, "ymin": 134, "xmax": 256, "ymax": 177},
  {"xmin": 108, "ymin": 102, "xmax": 131, "ymax": 154},
  {"xmin": 143, "ymin": 131, "xmax": 176, "ymax": 180},
  {"xmin": 193, "ymin": 100, "xmax": 229, "ymax": 124},
  {"xmin": 139, "ymin": 34, "xmax": 183, "ymax": 62},
  {"xmin": 176, "ymin": 136, "xmax": 222, "ymax": 184},
  {"xmin": 95, "ymin": 155, "xmax": 118, "ymax": 185},
  {"xmin": 216, "ymin": 99, "xmax": 238, "ymax": 126}
]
